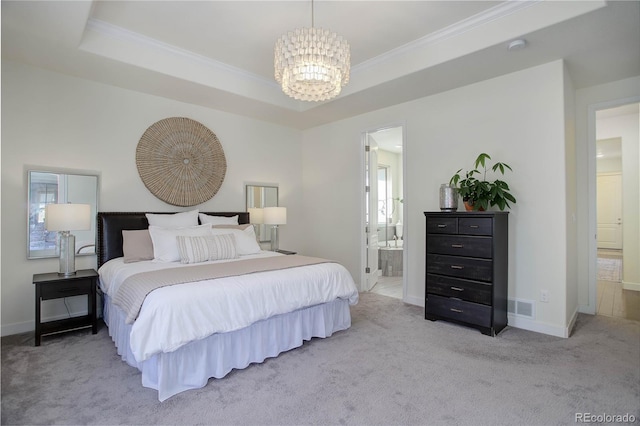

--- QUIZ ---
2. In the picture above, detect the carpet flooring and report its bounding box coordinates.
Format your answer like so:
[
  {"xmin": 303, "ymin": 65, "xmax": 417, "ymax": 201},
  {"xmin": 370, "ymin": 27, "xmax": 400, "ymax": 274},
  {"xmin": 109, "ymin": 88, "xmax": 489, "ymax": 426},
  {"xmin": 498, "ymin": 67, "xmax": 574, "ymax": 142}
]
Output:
[{"xmin": 2, "ymin": 292, "xmax": 639, "ymax": 425}]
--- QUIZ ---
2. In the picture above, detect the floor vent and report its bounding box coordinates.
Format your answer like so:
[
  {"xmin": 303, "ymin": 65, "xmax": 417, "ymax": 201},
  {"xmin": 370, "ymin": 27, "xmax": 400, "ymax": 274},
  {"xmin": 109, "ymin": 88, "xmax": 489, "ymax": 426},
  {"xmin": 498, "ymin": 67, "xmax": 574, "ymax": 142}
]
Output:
[{"xmin": 508, "ymin": 298, "xmax": 535, "ymax": 319}]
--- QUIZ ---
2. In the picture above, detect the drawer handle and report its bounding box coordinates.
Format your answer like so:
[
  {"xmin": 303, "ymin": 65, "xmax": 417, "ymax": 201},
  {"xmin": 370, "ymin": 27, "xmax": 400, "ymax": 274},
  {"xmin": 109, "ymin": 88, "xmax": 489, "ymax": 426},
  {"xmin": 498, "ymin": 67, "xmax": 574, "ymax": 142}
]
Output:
[
  {"xmin": 450, "ymin": 308, "xmax": 463, "ymax": 313},
  {"xmin": 450, "ymin": 286, "xmax": 464, "ymax": 292},
  {"xmin": 437, "ymin": 224, "xmax": 447, "ymax": 228},
  {"xmin": 58, "ymin": 287, "xmax": 79, "ymax": 293},
  {"xmin": 450, "ymin": 265, "xmax": 464, "ymax": 270},
  {"xmin": 451, "ymin": 244, "xmax": 464, "ymax": 248},
  {"xmin": 469, "ymin": 225, "xmax": 479, "ymax": 229}
]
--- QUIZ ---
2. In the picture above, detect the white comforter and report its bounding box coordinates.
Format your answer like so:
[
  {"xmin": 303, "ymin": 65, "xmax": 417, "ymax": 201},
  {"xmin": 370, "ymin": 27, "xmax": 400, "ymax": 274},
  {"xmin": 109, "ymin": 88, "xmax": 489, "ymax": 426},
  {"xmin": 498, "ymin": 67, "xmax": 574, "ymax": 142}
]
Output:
[{"xmin": 98, "ymin": 251, "xmax": 359, "ymax": 362}]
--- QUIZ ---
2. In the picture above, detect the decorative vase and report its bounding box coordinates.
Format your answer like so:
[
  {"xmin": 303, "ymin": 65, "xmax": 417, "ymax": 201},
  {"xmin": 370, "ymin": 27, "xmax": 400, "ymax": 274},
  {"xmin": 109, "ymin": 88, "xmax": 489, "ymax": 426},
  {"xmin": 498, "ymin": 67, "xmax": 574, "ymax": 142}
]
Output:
[{"xmin": 439, "ymin": 184, "xmax": 458, "ymax": 211}]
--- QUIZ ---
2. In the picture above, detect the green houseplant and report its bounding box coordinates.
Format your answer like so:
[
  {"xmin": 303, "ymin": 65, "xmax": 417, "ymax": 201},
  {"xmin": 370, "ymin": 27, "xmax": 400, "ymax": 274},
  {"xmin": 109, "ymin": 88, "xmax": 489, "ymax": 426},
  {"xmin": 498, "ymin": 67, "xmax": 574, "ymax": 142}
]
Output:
[{"xmin": 449, "ymin": 153, "xmax": 516, "ymax": 211}]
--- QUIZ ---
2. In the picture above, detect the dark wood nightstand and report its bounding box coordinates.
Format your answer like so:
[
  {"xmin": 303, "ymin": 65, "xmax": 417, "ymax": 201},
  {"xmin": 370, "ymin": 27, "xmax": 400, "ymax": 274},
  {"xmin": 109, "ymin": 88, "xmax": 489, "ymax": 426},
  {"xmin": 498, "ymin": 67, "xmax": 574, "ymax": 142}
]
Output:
[
  {"xmin": 275, "ymin": 249, "xmax": 297, "ymax": 255},
  {"xmin": 33, "ymin": 269, "xmax": 99, "ymax": 346}
]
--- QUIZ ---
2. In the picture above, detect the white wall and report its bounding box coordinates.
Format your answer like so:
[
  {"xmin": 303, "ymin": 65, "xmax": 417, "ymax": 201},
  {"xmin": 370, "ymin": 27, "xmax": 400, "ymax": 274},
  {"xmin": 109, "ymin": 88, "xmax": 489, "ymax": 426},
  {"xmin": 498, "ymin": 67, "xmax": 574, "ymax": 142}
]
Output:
[
  {"xmin": 575, "ymin": 77, "xmax": 640, "ymax": 313},
  {"xmin": 1, "ymin": 60, "xmax": 304, "ymax": 335},
  {"xmin": 302, "ymin": 60, "xmax": 573, "ymax": 336},
  {"xmin": 4, "ymin": 58, "xmax": 637, "ymax": 338}
]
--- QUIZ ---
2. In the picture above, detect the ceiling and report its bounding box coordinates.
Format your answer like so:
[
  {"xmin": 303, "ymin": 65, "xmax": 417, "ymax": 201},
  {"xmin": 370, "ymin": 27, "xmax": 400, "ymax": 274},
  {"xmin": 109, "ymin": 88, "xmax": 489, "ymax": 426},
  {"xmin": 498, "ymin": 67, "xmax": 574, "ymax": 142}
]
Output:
[{"xmin": 2, "ymin": 1, "xmax": 639, "ymax": 130}]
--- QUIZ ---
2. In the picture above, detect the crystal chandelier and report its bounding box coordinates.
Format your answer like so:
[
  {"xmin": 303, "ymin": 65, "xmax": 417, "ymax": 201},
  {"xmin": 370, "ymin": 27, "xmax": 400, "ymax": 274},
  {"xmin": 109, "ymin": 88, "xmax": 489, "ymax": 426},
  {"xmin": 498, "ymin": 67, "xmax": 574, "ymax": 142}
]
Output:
[{"xmin": 274, "ymin": 0, "xmax": 350, "ymax": 102}]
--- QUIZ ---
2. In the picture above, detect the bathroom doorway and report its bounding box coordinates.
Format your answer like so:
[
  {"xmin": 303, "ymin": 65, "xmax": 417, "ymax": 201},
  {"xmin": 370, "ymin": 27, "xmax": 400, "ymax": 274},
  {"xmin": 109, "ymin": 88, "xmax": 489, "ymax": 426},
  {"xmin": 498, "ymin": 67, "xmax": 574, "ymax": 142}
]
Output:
[{"xmin": 363, "ymin": 125, "xmax": 405, "ymax": 300}]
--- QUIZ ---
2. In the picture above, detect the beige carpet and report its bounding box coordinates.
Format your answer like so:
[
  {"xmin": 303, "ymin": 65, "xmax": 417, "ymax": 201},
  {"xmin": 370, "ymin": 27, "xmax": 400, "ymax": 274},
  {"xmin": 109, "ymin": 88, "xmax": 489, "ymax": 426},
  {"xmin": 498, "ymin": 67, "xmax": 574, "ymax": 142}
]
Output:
[
  {"xmin": 597, "ymin": 257, "xmax": 622, "ymax": 282},
  {"xmin": 2, "ymin": 292, "xmax": 639, "ymax": 425}
]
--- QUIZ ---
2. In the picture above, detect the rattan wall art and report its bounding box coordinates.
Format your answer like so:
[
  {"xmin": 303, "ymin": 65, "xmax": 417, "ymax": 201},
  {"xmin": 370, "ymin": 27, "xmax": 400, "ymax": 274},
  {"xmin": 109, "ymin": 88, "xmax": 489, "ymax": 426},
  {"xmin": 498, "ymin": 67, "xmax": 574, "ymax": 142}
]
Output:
[{"xmin": 136, "ymin": 117, "xmax": 227, "ymax": 207}]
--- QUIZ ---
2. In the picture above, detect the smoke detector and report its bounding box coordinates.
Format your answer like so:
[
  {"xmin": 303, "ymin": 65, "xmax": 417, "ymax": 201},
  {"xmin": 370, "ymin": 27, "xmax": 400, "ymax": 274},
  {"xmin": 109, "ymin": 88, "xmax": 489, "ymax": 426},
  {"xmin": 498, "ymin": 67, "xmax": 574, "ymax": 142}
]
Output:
[{"xmin": 508, "ymin": 39, "xmax": 527, "ymax": 51}]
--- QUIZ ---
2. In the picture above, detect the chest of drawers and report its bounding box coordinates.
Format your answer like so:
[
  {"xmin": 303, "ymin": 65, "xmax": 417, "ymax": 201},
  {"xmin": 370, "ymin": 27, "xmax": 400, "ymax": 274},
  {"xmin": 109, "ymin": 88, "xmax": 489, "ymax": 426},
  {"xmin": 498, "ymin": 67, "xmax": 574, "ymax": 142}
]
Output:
[{"xmin": 424, "ymin": 212, "xmax": 508, "ymax": 336}]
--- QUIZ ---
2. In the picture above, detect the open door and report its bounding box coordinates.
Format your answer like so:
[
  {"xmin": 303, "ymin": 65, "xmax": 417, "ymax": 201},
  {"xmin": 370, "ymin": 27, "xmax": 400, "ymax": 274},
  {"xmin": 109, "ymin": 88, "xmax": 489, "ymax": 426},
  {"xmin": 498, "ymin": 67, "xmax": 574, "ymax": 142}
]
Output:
[{"xmin": 365, "ymin": 135, "xmax": 379, "ymax": 291}]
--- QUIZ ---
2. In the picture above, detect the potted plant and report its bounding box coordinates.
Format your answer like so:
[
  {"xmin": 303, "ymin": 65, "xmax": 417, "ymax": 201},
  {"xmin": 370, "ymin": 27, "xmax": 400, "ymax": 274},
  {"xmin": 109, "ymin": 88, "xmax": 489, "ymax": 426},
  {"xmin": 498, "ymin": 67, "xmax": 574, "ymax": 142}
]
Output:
[{"xmin": 449, "ymin": 153, "xmax": 516, "ymax": 211}]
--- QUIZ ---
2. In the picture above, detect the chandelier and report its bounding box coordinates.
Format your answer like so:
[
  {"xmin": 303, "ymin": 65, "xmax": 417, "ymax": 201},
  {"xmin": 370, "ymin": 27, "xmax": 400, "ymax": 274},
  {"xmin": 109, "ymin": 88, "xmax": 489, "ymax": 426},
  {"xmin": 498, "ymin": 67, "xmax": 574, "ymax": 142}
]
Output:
[{"xmin": 274, "ymin": 0, "xmax": 350, "ymax": 102}]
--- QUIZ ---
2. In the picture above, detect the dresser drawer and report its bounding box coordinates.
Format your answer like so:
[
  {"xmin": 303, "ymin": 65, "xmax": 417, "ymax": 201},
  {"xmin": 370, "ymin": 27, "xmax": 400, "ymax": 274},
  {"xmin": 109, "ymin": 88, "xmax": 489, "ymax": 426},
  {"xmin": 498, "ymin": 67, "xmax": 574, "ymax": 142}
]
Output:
[
  {"xmin": 39, "ymin": 279, "xmax": 93, "ymax": 300},
  {"xmin": 426, "ymin": 218, "xmax": 458, "ymax": 234},
  {"xmin": 427, "ymin": 235, "xmax": 492, "ymax": 258},
  {"xmin": 426, "ymin": 254, "xmax": 493, "ymax": 282},
  {"xmin": 426, "ymin": 294, "xmax": 492, "ymax": 328},
  {"xmin": 458, "ymin": 217, "xmax": 492, "ymax": 236},
  {"xmin": 426, "ymin": 274, "xmax": 492, "ymax": 305}
]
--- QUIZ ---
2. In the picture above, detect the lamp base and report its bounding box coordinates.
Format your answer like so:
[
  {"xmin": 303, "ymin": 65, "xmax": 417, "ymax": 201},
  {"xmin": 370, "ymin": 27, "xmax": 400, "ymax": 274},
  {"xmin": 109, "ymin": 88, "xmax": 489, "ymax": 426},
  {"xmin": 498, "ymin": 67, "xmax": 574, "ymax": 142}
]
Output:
[
  {"xmin": 270, "ymin": 225, "xmax": 279, "ymax": 251},
  {"xmin": 58, "ymin": 231, "xmax": 77, "ymax": 276}
]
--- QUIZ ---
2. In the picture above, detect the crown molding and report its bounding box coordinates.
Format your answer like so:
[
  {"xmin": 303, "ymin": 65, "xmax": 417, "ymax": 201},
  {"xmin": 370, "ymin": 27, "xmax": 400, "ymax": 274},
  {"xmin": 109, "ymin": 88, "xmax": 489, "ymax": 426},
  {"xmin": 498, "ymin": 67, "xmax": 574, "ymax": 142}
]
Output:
[
  {"xmin": 352, "ymin": 0, "xmax": 540, "ymax": 74},
  {"xmin": 84, "ymin": 18, "xmax": 278, "ymax": 89}
]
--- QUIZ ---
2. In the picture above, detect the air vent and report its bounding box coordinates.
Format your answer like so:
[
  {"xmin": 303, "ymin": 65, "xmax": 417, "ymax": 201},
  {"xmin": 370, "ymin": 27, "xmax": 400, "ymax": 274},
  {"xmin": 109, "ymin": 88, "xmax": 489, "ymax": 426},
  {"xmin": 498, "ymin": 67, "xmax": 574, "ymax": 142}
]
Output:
[{"xmin": 507, "ymin": 298, "xmax": 535, "ymax": 319}]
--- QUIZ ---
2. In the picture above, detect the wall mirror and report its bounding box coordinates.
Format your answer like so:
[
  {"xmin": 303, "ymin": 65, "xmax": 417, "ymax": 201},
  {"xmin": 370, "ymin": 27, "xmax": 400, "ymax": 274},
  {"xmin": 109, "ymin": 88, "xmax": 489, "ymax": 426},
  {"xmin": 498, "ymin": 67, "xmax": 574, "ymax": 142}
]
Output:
[
  {"xmin": 245, "ymin": 183, "xmax": 278, "ymax": 242},
  {"xmin": 27, "ymin": 169, "xmax": 99, "ymax": 259}
]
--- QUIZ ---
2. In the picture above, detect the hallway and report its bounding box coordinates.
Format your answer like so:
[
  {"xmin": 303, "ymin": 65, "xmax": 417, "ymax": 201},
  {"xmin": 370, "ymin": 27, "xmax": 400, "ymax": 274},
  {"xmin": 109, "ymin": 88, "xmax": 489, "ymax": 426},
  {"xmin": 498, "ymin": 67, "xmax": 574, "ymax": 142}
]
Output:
[{"xmin": 597, "ymin": 249, "xmax": 639, "ymax": 321}]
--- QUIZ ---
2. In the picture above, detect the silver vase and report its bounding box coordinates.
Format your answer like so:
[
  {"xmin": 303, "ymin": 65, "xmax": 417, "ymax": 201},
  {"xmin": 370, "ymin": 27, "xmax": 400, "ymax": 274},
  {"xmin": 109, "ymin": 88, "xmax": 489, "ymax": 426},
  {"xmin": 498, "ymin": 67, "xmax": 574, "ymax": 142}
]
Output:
[{"xmin": 439, "ymin": 184, "xmax": 458, "ymax": 211}]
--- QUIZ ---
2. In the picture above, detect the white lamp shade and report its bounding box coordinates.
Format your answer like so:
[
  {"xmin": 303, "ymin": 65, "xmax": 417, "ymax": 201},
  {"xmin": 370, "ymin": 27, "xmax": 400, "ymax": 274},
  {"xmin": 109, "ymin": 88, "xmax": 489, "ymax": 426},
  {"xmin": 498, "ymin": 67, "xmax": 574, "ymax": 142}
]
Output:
[
  {"xmin": 263, "ymin": 207, "xmax": 286, "ymax": 225},
  {"xmin": 45, "ymin": 204, "xmax": 91, "ymax": 231},
  {"xmin": 247, "ymin": 208, "xmax": 264, "ymax": 224}
]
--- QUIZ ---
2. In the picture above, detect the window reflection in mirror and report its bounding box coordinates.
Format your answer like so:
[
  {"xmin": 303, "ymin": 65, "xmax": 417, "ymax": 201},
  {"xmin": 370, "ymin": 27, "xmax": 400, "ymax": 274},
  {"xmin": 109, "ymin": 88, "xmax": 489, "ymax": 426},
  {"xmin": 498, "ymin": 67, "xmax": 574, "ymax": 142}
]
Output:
[
  {"xmin": 245, "ymin": 184, "xmax": 278, "ymax": 242},
  {"xmin": 27, "ymin": 170, "xmax": 99, "ymax": 259}
]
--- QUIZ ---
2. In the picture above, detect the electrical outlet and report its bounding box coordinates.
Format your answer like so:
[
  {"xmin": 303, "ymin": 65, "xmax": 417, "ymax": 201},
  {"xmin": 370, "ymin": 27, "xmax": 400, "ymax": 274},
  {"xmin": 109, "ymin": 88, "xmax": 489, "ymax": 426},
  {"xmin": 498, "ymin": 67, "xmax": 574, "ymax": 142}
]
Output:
[{"xmin": 540, "ymin": 290, "xmax": 549, "ymax": 303}]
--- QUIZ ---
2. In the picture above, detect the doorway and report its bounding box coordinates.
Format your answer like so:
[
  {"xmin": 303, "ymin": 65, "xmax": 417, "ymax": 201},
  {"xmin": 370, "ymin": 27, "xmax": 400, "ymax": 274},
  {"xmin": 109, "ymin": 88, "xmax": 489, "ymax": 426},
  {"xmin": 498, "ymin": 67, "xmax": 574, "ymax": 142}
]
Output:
[
  {"xmin": 593, "ymin": 102, "xmax": 639, "ymax": 321},
  {"xmin": 362, "ymin": 125, "xmax": 405, "ymax": 299}
]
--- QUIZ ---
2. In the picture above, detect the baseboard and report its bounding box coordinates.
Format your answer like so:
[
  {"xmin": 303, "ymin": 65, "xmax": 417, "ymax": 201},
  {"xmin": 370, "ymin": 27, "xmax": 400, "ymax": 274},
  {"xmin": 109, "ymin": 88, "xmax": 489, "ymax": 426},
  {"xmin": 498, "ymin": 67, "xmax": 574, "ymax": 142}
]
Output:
[
  {"xmin": 403, "ymin": 294, "xmax": 423, "ymax": 307},
  {"xmin": 403, "ymin": 298, "xmax": 572, "ymax": 337},
  {"xmin": 1, "ymin": 320, "xmax": 34, "ymax": 337},
  {"xmin": 1, "ymin": 310, "xmax": 89, "ymax": 337},
  {"xmin": 578, "ymin": 303, "xmax": 596, "ymax": 315},
  {"xmin": 507, "ymin": 314, "xmax": 572, "ymax": 338},
  {"xmin": 622, "ymin": 280, "xmax": 640, "ymax": 291}
]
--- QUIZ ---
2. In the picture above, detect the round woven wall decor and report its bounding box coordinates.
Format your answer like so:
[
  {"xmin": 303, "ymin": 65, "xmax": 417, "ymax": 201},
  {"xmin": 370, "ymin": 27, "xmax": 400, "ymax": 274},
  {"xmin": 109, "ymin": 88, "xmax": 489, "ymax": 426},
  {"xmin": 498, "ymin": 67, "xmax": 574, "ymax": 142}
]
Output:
[{"xmin": 136, "ymin": 117, "xmax": 227, "ymax": 207}]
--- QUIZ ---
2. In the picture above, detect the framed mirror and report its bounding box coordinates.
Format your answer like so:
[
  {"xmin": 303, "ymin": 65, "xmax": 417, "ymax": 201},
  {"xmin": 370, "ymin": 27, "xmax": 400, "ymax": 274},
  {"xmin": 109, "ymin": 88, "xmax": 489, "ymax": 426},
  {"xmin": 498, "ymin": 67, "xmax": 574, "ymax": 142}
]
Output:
[
  {"xmin": 27, "ymin": 169, "xmax": 99, "ymax": 259},
  {"xmin": 245, "ymin": 183, "xmax": 278, "ymax": 242}
]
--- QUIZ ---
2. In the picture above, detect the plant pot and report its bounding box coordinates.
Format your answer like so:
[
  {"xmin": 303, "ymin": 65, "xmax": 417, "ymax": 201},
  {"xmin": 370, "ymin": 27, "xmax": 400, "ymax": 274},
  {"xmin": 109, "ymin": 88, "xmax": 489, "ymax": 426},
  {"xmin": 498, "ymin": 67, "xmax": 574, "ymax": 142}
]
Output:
[{"xmin": 464, "ymin": 200, "xmax": 485, "ymax": 212}]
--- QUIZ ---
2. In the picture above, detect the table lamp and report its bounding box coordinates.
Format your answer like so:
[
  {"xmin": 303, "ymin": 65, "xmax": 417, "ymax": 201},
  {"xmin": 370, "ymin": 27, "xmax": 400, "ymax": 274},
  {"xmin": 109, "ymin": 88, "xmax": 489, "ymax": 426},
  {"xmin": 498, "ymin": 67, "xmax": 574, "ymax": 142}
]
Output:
[
  {"xmin": 263, "ymin": 206, "xmax": 286, "ymax": 251},
  {"xmin": 247, "ymin": 207, "xmax": 264, "ymax": 240},
  {"xmin": 45, "ymin": 203, "xmax": 91, "ymax": 276}
]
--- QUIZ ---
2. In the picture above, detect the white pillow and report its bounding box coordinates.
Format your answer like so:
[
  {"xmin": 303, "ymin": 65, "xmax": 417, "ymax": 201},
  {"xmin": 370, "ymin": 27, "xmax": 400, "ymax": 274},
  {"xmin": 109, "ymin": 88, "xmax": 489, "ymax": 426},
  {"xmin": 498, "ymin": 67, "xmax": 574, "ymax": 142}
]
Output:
[
  {"xmin": 148, "ymin": 224, "xmax": 212, "ymax": 262},
  {"xmin": 176, "ymin": 234, "xmax": 238, "ymax": 264},
  {"xmin": 198, "ymin": 213, "xmax": 238, "ymax": 225},
  {"xmin": 211, "ymin": 225, "xmax": 261, "ymax": 255},
  {"xmin": 146, "ymin": 210, "xmax": 199, "ymax": 227}
]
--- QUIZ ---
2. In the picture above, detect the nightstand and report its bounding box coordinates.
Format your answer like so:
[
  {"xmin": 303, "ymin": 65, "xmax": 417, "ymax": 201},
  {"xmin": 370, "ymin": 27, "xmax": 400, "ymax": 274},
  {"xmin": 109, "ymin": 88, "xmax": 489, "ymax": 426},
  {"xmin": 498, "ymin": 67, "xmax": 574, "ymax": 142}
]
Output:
[
  {"xmin": 33, "ymin": 269, "xmax": 99, "ymax": 346},
  {"xmin": 275, "ymin": 249, "xmax": 297, "ymax": 255}
]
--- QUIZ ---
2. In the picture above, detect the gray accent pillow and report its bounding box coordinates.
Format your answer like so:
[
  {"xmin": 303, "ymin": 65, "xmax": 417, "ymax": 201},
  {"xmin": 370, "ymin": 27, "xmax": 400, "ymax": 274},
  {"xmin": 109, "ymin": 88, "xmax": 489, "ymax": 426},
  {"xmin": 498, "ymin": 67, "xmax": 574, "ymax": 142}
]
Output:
[{"xmin": 122, "ymin": 229, "xmax": 154, "ymax": 263}]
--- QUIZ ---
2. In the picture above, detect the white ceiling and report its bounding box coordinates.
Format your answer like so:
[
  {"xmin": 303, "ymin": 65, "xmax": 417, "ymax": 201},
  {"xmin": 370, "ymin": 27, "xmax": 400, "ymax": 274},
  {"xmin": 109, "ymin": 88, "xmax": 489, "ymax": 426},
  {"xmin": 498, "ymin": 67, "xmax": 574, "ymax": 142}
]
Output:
[{"xmin": 2, "ymin": 1, "xmax": 639, "ymax": 130}]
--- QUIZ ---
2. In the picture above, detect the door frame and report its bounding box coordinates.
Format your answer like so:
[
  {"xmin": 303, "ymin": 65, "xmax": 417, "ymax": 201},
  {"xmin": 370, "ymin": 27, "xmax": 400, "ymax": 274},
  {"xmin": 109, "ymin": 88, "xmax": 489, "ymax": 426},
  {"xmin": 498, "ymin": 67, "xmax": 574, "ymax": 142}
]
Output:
[
  {"xmin": 587, "ymin": 96, "xmax": 640, "ymax": 310},
  {"xmin": 360, "ymin": 123, "xmax": 407, "ymax": 297}
]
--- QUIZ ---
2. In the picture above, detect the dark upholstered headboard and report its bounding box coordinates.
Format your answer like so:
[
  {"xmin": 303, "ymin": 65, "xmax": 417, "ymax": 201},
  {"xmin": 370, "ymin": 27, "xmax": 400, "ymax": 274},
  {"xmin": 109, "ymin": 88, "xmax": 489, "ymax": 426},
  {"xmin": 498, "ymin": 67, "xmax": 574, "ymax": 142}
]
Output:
[{"xmin": 96, "ymin": 212, "xmax": 250, "ymax": 268}]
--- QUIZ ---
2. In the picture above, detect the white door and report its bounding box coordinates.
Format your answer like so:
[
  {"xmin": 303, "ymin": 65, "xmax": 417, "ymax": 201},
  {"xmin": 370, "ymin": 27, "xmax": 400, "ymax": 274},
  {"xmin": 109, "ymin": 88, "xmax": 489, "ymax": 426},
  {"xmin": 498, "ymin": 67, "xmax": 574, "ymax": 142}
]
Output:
[
  {"xmin": 365, "ymin": 136, "xmax": 379, "ymax": 291},
  {"xmin": 597, "ymin": 173, "xmax": 623, "ymax": 249}
]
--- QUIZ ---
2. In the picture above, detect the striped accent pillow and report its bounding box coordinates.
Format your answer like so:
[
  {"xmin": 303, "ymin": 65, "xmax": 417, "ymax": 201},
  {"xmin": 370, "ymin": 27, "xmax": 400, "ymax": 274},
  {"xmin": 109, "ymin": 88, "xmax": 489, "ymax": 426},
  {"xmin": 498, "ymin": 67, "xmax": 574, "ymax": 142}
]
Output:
[{"xmin": 176, "ymin": 234, "xmax": 238, "ymax": 264}]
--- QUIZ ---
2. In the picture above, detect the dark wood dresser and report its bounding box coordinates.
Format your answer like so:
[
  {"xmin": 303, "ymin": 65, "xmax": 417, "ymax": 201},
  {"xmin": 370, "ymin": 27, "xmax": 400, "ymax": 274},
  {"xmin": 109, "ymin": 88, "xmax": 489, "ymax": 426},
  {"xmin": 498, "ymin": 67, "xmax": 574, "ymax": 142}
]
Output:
[{"xmin": 424, "ymin": 211, "xmax": 508, "ymax": 336}]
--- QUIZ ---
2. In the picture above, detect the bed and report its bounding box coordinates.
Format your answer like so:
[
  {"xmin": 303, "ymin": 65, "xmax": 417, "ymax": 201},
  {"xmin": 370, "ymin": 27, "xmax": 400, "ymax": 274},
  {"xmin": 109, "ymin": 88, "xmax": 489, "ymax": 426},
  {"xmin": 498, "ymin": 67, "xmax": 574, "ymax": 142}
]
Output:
[{"xmin": 96, "ymin": 211, "xmax": 359, "ymax": 401}]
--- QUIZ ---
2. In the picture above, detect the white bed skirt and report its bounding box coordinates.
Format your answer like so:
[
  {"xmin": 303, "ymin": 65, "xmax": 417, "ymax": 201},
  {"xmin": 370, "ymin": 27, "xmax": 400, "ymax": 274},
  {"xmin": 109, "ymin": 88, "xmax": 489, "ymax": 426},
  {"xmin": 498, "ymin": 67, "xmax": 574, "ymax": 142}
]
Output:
[{"xmin": 103, "ymin": 294, "xmax": 352, "ymax": 401}]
